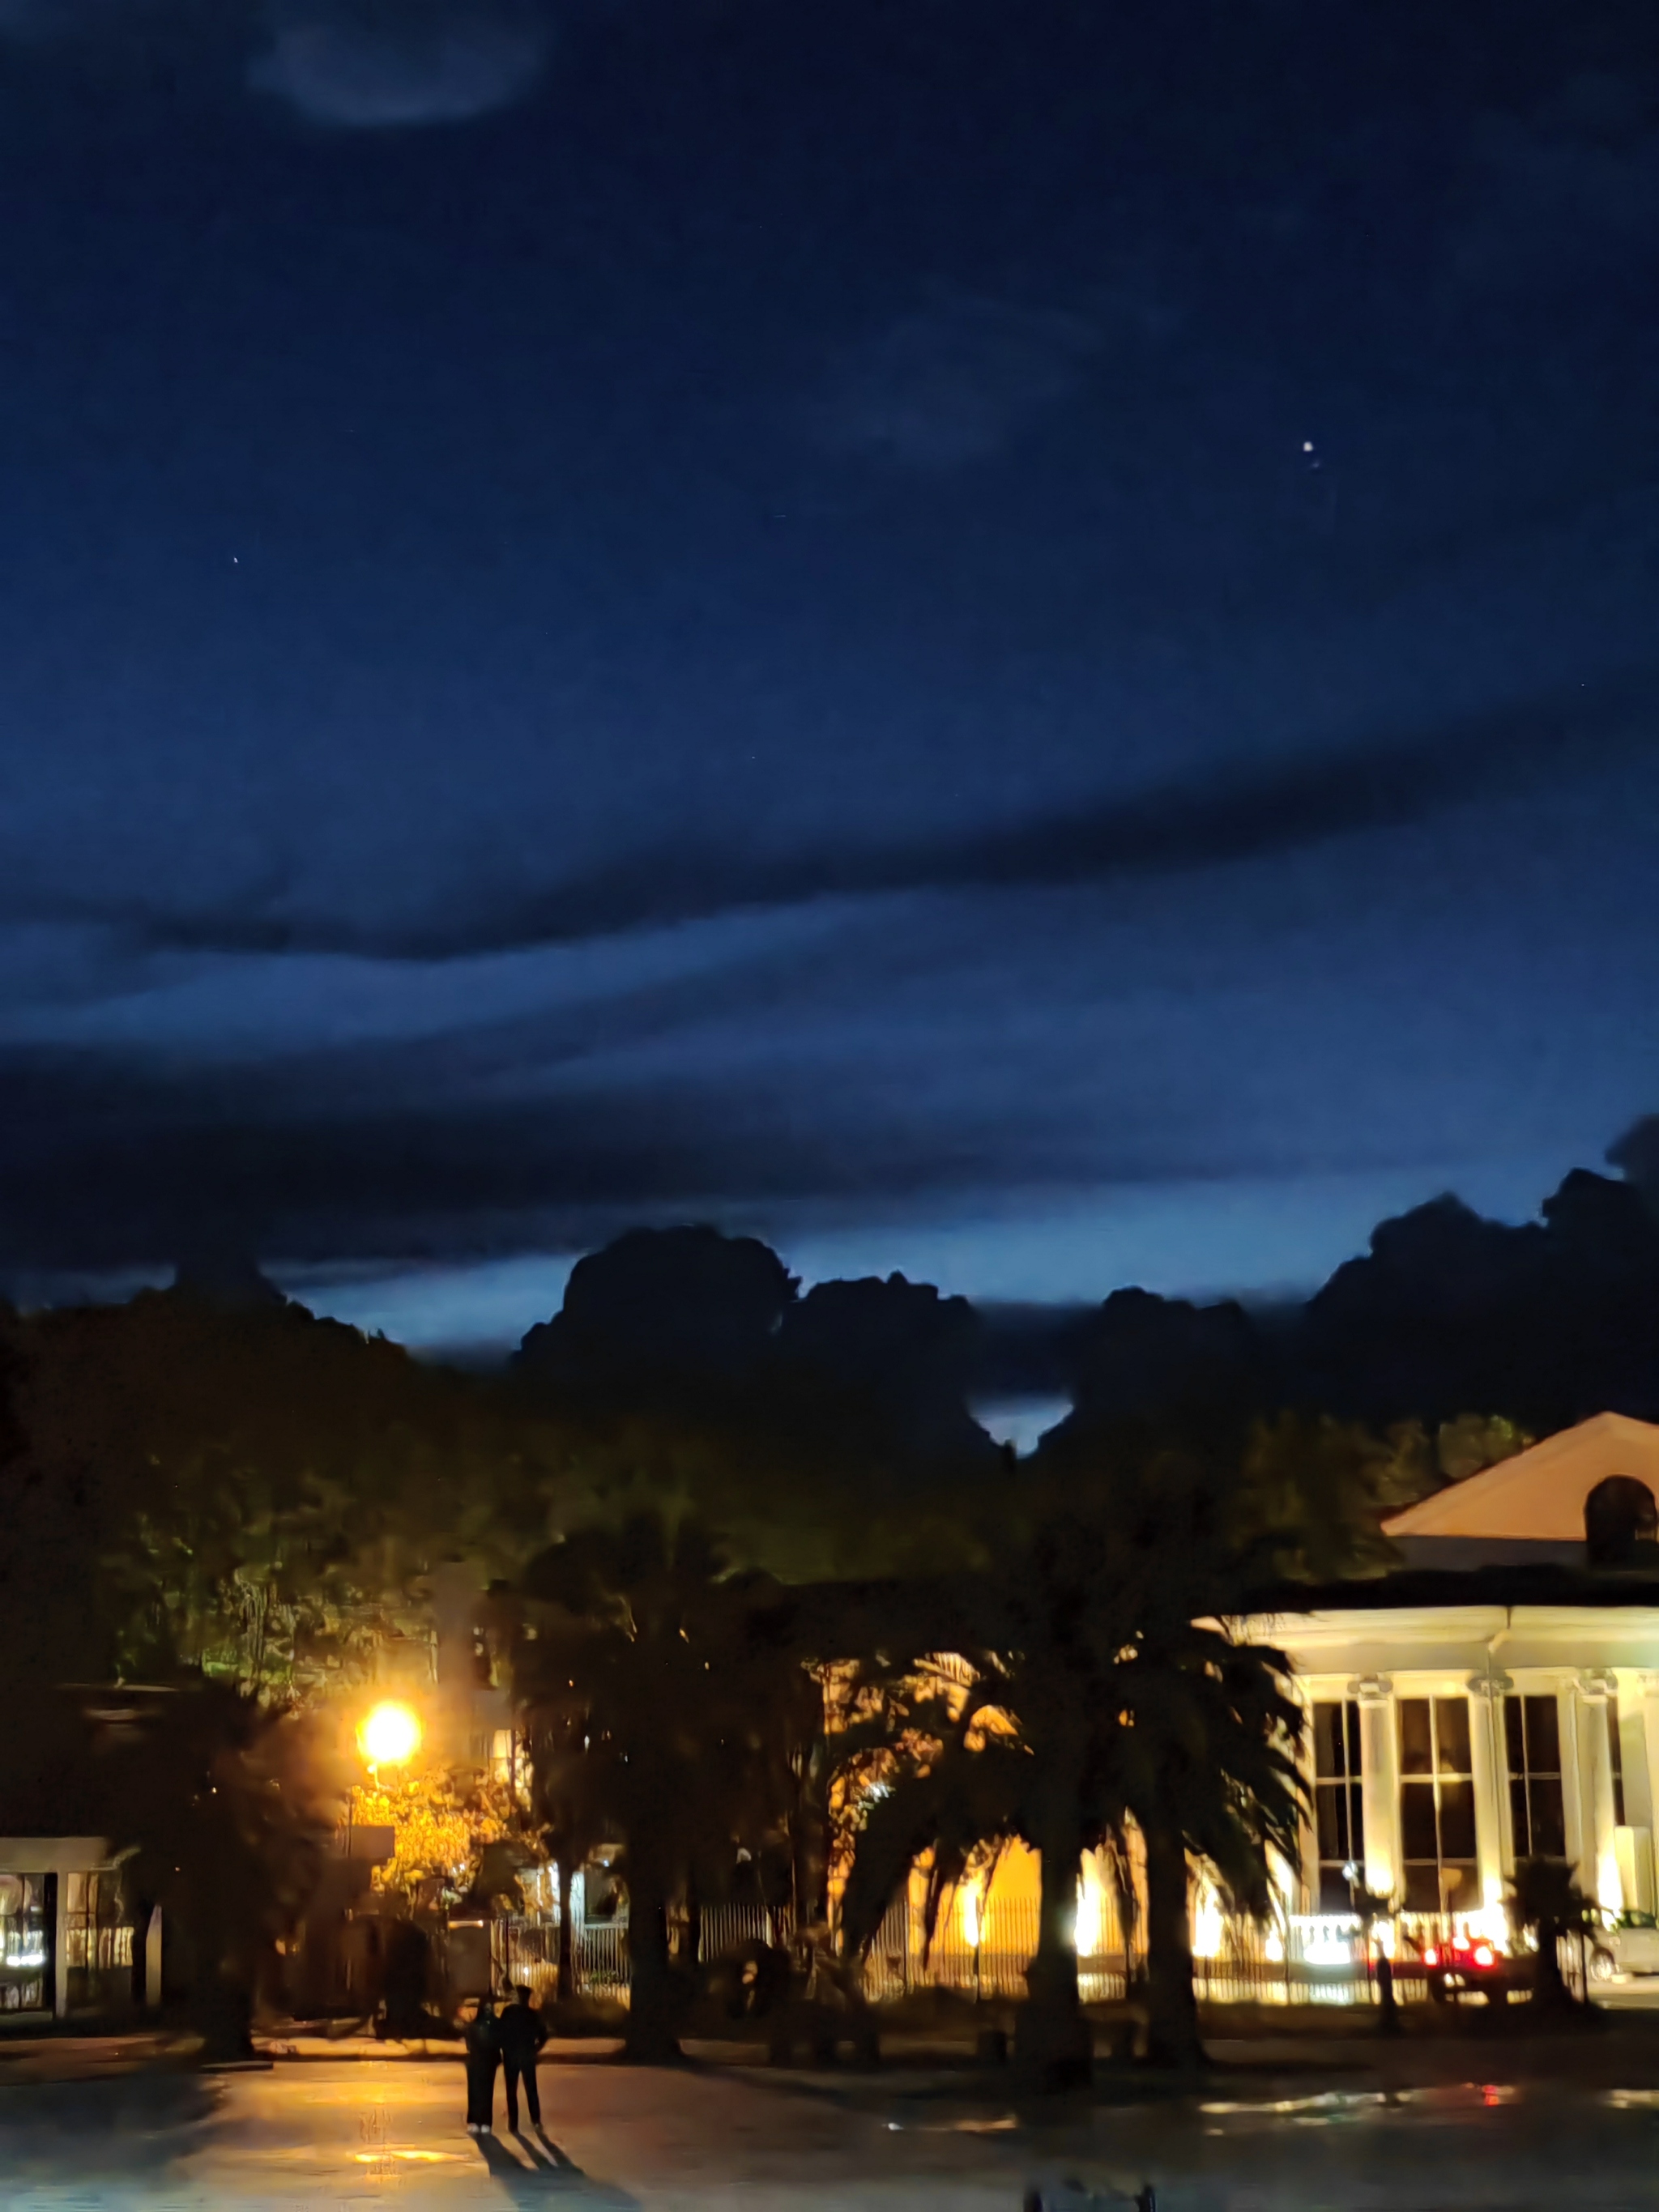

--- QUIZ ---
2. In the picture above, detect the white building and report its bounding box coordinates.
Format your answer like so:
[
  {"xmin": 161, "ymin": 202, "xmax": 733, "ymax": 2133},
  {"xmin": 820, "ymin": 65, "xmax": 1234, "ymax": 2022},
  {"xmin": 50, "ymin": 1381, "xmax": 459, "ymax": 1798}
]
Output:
[
  {"xmin": 1253, "ymin": 1413, "xmax": 1659, "ymax": 1945},
  {"xmin": 932, "ymin": 1413, "xmax": 1659, "ymax": 1997}
]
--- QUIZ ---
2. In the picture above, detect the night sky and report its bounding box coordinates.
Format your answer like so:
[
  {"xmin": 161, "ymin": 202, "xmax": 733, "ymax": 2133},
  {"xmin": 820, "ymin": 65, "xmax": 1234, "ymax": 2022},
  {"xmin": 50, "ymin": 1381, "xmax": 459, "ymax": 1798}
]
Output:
[{"xmin": 1, "ymin": 0, "xmax": 1656, "ymax": 1354}]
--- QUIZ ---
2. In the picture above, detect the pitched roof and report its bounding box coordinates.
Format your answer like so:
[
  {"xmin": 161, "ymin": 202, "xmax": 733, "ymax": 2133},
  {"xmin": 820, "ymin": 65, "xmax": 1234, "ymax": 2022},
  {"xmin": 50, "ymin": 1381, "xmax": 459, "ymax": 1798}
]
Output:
[{"xmin": 1382, "ymin": 1412, "xmax": 1659, "ymax": 1541}]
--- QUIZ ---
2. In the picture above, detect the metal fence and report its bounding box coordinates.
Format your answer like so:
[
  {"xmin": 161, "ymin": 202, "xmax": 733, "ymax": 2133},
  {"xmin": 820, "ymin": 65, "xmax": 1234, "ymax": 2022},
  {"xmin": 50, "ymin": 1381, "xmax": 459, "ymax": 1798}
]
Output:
[
  {"xmin": 493, "ymin": 1916, "xmax": 631, "ymax": 2001},
  {"xmin": 490, "ymin": 1901, "xmax": 1525, "ymax": 2013},
  {"xmin": 851, "ymin": 1896, "xmax": 1132, "ymax": 2005}
]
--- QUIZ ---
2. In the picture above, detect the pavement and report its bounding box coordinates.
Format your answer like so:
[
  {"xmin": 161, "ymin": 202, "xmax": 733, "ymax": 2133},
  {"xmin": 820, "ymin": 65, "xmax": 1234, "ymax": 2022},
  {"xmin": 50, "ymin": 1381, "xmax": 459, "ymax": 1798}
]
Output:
[{"xmin": 1, "ymin": 2035, "xmax": 1659, "ymax": 2207}]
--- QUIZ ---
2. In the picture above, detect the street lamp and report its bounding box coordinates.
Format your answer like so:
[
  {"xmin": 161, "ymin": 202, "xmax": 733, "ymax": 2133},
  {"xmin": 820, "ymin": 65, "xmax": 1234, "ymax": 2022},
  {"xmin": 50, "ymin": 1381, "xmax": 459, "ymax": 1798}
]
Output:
[
  {"xmin": 358, "ymin": 1700, "xmax": 422, "ymax": 1775},
  {"xmin": 346, "ymin": 1701, "xmax": 423, "ymax": 1863}
]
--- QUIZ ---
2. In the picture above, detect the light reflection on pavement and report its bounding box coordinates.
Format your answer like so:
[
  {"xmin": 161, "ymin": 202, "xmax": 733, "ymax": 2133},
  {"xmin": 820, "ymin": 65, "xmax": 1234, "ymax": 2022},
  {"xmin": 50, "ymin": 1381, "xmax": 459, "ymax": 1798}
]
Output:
[{"xmin": 1, "ymin": 2054, "xmax": 1657, "ymax": 2209}]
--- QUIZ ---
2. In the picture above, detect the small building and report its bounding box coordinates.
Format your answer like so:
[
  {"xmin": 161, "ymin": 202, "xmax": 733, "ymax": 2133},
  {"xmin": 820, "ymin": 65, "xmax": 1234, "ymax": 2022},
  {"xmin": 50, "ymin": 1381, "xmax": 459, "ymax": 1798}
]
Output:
[{"xmin": 0, "ymin": 1837, "xmax": 147, "ymax": 2021}]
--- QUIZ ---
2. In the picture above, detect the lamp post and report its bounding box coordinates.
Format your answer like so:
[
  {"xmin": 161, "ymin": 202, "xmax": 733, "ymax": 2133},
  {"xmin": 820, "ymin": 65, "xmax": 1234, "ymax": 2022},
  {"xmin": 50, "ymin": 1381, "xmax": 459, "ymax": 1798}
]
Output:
[{"xmin": 350, "ymin": 1701, "xmax": 424, "ymax": 1858}]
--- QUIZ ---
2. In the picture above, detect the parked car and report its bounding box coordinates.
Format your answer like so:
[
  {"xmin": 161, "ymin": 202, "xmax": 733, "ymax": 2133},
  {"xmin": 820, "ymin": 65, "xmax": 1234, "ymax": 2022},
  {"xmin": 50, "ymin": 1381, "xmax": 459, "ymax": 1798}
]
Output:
[
  {"xmin": 1589, "ymin": 1914, "xmax": 1659, "ymax": 1983},
  {"xmin": 1419, "ymin": 1933, "xmax": 1520, "ymax": 2003}
]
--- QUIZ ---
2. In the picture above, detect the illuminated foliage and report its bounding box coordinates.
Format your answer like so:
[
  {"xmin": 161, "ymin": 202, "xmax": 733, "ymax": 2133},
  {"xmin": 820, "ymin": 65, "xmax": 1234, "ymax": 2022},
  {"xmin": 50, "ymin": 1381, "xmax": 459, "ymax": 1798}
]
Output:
[{"xmin": 351, "ymin": 1768, "xmax": 514, "ymax": 1904}]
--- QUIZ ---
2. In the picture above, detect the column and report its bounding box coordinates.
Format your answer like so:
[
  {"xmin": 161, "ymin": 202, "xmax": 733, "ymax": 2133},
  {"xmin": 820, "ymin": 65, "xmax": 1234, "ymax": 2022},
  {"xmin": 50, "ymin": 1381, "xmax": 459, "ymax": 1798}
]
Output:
[
  {"xmin": 1640, "ymin": 1678, "xmax": 1659, "ymax": 1839},
  {"xmin": 1352, "ymin": 1676, "xmax": 1399, "ymax": 1903},
  {"xmin": 1465, "ymin": 1673, "xmax": 1511, "ymax": 1936},
  {"xmin": 1630, "ymin": 1674, "xmax": 1659, "ymax": 1915},
  {"xmin": 1576, "ymin": 1673, "xmax": 1622, "ymax": 1912},
  {"xmin": 1618, "ymin": 1672, "xmax": 1656, "ymax": 1834}
]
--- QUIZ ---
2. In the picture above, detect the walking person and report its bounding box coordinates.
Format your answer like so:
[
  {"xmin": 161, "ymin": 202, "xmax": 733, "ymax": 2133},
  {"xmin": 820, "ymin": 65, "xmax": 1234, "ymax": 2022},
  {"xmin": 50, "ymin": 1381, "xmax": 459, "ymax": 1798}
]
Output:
[
  {"xmin": 498, "ymin": 1983, "xmax": 549, "ymax": 2133},
  {"xmin": 463, "ymin": 1995, "xmax": 501, "ymax": 2133}
]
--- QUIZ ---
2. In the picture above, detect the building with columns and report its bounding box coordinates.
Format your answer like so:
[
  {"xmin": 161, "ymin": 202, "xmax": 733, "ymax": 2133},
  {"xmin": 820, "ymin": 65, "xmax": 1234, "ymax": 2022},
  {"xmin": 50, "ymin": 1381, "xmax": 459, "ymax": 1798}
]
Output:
[
  {"xmin": 920, "ymin": 1413, "xmax": 1659, "ymax": 1994},
  {"xmin": 1250, "ymin": 1412, "xmax": 1659, "ymax": 1948}
]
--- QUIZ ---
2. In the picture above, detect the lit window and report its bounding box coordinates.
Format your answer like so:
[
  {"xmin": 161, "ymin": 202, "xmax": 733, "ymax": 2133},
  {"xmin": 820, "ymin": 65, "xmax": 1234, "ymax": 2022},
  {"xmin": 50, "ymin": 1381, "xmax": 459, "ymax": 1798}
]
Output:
[
  {"xmin": 1399, "ymin": 1697, "xmax": 1477, "ymax": 1916},
  {"xmin": 1311, "ymin": 1699, "xmax": 1365, "ymax": 1912},
  {"xmin": 1503, "ymin": 1694, "xmax": 1565, "ymax": 1861}
]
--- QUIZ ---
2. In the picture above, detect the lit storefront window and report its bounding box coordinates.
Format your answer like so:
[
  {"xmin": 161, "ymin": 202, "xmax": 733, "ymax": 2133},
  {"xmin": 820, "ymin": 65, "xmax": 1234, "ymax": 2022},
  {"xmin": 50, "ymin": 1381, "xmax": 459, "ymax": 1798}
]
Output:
[{"xmin": 0, "ymin": 1873, "xmax": 50, "ymax": 2012}]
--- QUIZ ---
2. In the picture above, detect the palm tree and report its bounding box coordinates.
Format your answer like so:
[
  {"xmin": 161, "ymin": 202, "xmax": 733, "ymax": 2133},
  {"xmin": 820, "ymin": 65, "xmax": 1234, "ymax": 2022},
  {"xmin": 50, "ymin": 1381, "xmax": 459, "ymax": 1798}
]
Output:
[
  {"xmin": 835, "ymin": 1647, "xmax": 1107, "ymax": 2087},
  {"xmin": 1030, "ymin": 1413, "xmax": 1392, "ymax": 2065},
  {"xmin": 836, "ymin": 1476, "xmax": 1306, "ymax": 2082},
  {"xmin": 510, "ymin": 1513, "xmax": 816, "ymax": 2062},
  {"xmin": 1508, "ymin": 1857, "xmax": 1598, "ymax": 2012}
]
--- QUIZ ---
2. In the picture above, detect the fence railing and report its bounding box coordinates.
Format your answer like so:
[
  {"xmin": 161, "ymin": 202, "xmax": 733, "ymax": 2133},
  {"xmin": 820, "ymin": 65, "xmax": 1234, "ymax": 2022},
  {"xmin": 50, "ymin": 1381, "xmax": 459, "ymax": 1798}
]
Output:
[
  {"xmin": 493, "ymin": 1916, "xmax": 631, "ymax": 2001},
  {"xmin": 491, "ymin": 1902, "xmax": 1520, "ymax": 2012},
  {"xmin": 850, "ymin": 1897, "xmax": 1133, "ymax": 2004}
]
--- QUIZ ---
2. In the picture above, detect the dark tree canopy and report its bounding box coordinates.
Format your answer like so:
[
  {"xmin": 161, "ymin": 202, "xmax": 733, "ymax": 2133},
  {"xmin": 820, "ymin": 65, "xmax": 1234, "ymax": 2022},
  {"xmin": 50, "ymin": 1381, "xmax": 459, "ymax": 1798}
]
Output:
[
  {"xmin": 516, "ymin": 1225, "xmax": 797, "ymax": 1409},
  {"xmin": 1058, "ymin": 1287, "xmax": 1276, "ymax": 1430},
  {"xmin": 1298, "ymin": 1170, "xmax": 1659, "ymax": 1430}
]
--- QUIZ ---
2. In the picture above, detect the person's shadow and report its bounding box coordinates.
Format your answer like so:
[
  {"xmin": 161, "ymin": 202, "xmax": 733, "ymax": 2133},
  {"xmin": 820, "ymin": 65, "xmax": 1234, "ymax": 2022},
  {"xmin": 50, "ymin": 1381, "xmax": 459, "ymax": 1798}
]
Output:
[{"xmin": 475, "ymin": 2126, "xmax": 639, "ymax": 2205}]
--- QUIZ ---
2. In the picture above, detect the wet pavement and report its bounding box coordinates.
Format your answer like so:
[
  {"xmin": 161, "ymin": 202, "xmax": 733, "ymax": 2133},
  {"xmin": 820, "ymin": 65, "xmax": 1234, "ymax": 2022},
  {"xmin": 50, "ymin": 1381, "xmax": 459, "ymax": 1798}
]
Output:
[{"xmin": 1, "ymin": 2046, "xmax": 1657, "ymax": 2209}]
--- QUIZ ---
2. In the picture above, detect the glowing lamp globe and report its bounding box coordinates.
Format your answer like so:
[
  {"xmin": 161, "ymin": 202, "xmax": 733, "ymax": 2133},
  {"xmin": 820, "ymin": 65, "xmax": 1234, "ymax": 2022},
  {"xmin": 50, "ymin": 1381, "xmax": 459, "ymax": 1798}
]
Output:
[{"xmin": 359, "ymin": 1700, "xmax": 422, "ymax": 1769}]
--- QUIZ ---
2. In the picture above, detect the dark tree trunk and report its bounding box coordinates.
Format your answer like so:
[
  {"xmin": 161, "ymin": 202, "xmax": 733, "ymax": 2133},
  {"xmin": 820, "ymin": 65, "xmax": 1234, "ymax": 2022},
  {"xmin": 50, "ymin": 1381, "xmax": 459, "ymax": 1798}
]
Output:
[
  {"xmin": 555, "ymin": 1856, "xmax": 578, "ymax": 2004},
  {"xmin": 1533, "ymin": 1924, "xmax": 1576, "ymax": 2012},
  {"xmin": 623, "ymin": 1848, "xmax": 680, "ymax": 2064},
  {"xmin": 1104, "ymin": 1846, "xmax": 1138, "ymax": 1993},
  {"xmin": 1143, "ymin": 1814, "xmax": 1201, "ymax": 2070},
  {"xmin": 684, "ymin": 1875, "xmax": 703, "ymax": 1978},
  {"xmin": 793, "ymin": 1725, "xmax": 830, "ymax": 1933},
  {"xmin": 1015, "ymin": 1812, "xmax": 1091, "ymax": 2090}
]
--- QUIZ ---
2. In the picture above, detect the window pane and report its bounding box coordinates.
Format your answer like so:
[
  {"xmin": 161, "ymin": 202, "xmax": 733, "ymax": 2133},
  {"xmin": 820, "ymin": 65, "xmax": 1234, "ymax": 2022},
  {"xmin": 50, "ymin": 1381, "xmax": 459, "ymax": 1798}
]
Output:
[
  {"xmin": 1318, "ymin": 1865, "xmax": 1353, "ymax": 1912},
  {"xmin": 1509, "ymin": 1776, "xmax": 1531, "ymax": 1858},
  {"xmin": 1313, "ymin": 1703, "xmax": 1346, "ymax": 1780},
  {"xmin": 1346, "ymin": 1703, "xmax": 1363, "ymax": 1777},
  {"xmin": 1399, "ymin": 1698, "xmax": 1433, "ymax": 1776},
  {"xmin": 1403, "ymin": 1862, "xmax": 1440, "ymax": 1912},
  {"xmin": 1349, "ymin": 1782, "xmax": 1365, "ymax": 1865},
  {"xmin": 1439, "ymin": 1778, "xmax": 1477, "ymax": 1860},
  {"xmin": 1610, "ymin": 1697, "xmax": 1626, "ymax": 1829},
  {"xmin": 1440, "ymin": 1860, "xmax": 1478, "ymax": 1912},
  {"xmin": 1504, "ymin": 1696, "xmax": 1524, "ymax": 1775},
  {"xmin": 1401, "ymin": 1779, "xmax": 1439, "ymax": 1860},
  {"xmin": 1530, "ymin": 1778, "xmax": 1567, "ymax": 1861},
  {"xmin": 1316, "ymin": 1784, "xmax": 1348, "ymax": 1860},
  {"xmin": 1525, "ymin": 1695, "xmax": 1559, "ymax": 1775},
  {"xmin": 1435, "ymin": 1698, "xmax": 1472, "ymax": 1776}
]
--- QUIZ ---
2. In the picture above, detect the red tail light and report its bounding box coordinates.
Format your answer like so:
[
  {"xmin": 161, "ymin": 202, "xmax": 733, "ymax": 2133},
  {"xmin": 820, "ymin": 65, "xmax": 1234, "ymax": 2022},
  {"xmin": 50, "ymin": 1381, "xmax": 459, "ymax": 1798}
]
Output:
[{"xmin": 1473, "ymin": 1945, "xmax": 1495, "ymax": 1967}]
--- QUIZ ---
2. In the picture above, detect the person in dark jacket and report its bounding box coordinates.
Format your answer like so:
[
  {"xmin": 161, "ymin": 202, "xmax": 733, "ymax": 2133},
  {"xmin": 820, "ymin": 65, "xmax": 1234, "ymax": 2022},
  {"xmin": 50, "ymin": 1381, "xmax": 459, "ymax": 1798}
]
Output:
[
  {"xmin": 497, "ymin": 1984, "xmax": 549, "ymax": 2132},
  {"xmin": 463, "ymin": 1997, "xmax": 500, "ymax": 2133}
]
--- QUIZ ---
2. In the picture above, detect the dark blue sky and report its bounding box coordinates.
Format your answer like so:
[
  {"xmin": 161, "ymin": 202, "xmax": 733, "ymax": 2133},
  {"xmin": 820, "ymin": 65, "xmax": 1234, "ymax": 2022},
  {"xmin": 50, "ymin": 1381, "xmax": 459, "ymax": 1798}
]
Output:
[{"xmin": 1, "ymin": 0, "xmax": 1656, "ymax": 1350}]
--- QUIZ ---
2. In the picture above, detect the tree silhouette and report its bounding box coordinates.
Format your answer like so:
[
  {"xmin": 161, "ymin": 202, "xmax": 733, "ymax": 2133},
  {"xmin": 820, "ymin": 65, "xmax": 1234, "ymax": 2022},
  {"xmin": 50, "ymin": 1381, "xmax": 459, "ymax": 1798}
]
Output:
[
  {"xmin": 510, "ymin": 1514, "xmax": 816, "ymax": 2061},
  {"xmin": 1507, "ymin": 1856, "xmax": 1599, "ymax": 2013},
  {"xmin": 837, "ymin": 1439, "xmax": 1307, "ymax": 2082}
]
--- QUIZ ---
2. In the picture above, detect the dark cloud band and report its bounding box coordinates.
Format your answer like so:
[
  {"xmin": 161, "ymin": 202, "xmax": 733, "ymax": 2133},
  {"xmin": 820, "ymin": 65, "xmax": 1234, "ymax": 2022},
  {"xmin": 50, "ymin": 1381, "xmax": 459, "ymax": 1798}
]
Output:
[{"xmin": 7, "ymin": 666, "xmax": 1651, "ymax": 967}]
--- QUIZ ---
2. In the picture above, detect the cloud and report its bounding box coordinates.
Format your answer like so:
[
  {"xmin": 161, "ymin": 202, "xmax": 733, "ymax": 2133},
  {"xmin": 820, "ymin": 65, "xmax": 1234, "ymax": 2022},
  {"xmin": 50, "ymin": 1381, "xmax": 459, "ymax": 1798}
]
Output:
[
  {"xmin": 0, "ymin": 0, "xmax": 139, "ymax": 34},
  {"xmin": 1450, "ymin": 74, "xmax": 1659, "ymax": 291},
  {"xmin": 12, "ymin": 663, "xmax": 1648, "ymax": 966},
  {"xmin": 250, "ymin": 0, "xmax": 548, "ymax": 127},
  {"xmin": 0, "ymin": 1025, "xmax": 1159, "ymax": 1272},
  {"xmin": 811, "ymin": 289, "xmax": 1102, "ymax": 470}
]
